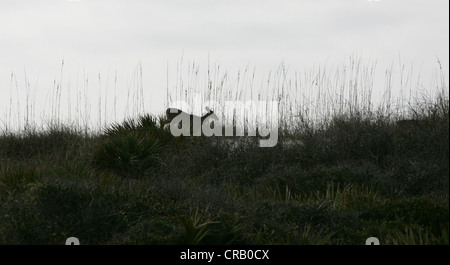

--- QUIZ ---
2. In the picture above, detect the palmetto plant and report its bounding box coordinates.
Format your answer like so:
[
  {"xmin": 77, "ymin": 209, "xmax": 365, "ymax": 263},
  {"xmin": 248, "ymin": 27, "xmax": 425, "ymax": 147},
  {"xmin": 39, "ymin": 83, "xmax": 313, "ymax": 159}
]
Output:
[{"xmin": 91, "ymin": 114, "xmax": 168, "ymax": 177}]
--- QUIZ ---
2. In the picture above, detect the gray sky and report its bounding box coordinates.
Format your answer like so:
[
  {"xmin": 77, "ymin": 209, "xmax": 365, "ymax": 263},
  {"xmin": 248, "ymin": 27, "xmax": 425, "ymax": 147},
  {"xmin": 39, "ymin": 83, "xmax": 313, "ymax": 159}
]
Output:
[{"xmin": 0, "ymin": 0, "xmax": 448, "ymax": 130}]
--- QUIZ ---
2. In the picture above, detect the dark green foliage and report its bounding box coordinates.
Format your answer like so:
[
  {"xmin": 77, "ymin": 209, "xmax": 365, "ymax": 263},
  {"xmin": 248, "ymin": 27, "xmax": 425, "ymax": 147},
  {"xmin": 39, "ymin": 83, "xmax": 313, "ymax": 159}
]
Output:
[
  {"xmin": 91, "ymin": 132, "xmax": 162, "ymax": 177},
  {"xmin": 0, "ymin": 126, "xmax": 87, "ymax": 161},
  {"xmin": 0, "ymin": 95, "xmax": 448, "ymax": 245},
  {"xmin": 91, "ymin": 114, "xmax": 171, "ymax": 177},
  {"xmin": 360, "ymin": 197, "xmax": 449, "ymax": 235}
]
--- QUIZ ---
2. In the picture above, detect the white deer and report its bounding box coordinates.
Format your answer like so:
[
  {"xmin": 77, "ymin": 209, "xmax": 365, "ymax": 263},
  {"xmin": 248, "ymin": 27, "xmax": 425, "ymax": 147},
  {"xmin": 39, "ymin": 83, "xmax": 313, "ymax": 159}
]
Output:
[{"xmin": 164, "ymin": 107, "xmax": 216, "ymax": 136}]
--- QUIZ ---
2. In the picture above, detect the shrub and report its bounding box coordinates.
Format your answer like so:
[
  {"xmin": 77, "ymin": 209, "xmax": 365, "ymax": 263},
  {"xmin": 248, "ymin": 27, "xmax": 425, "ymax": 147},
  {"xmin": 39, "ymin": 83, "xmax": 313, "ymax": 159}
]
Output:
[
  {"xmin": 91, "ymin": 132, "xmax": 162, "ymax": 177},
  {"xmin": 360, "ymin": 197, "xmax": 449, "ymax": 235},
  {"xmin": 91, "ymin": 114, "xmax": 170, "ymax": 177},
  {"xmin": 0, "ymin": 126, "xmax": 87, "ymax": 161}
]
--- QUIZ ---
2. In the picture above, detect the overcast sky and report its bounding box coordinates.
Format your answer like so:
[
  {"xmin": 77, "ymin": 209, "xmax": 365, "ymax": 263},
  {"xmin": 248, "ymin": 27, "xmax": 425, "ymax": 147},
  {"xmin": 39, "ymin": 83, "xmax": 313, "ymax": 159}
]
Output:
[{"xmin": 0, "ymin": 0, "xmax": 448, "ymax": 130}]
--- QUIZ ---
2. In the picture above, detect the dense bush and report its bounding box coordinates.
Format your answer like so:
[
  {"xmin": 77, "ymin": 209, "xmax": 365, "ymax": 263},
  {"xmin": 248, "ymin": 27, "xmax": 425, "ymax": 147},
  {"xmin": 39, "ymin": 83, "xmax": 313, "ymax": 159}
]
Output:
[
  {"xmin": 0, "ymin": 95, "xmax": 448, "ymax": 245},
  {"xmin": 90, "ymin": 114, "xmax": 171, "ymax": 177}
]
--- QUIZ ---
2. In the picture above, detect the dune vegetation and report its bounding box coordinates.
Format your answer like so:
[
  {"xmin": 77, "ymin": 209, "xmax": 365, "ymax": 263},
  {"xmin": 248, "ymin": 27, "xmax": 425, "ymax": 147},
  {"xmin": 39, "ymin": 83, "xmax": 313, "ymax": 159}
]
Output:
[{"xmin": 0, "ymin": 61, "xmax": 448, "ymax": 245}]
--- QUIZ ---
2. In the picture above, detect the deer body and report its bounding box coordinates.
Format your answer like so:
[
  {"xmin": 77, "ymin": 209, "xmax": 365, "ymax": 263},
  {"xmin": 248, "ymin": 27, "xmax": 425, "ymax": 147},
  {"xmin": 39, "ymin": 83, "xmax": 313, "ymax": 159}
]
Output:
[{"xmin": 164, "ymin": 107, "xmax": 216, "ymax": 136}]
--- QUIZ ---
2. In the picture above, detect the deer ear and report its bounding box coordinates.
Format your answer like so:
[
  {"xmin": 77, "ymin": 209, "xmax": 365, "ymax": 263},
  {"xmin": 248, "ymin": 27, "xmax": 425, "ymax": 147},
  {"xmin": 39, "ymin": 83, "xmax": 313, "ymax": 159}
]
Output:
[{"xmin": 205, "ymin": 106, "xmax": 211, "ymax": 112}]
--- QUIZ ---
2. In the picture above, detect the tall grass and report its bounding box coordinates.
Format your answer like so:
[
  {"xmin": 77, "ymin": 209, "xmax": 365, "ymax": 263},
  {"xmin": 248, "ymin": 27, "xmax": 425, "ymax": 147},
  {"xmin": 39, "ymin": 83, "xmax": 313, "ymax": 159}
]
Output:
[
  {"xmin": 2, "ymin": 56, "xmax": 447, "ymax": 135},
  {"xmin": 2, "ymin": 61, "xmax": 146, "ymax": 135},
  {"xmin": 0, "ymin": 57, "xmax": 448, "ymax": 245},
  {"xmin": 165, "ymin": 56, "xmax": 447, "ymax": 132}
]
